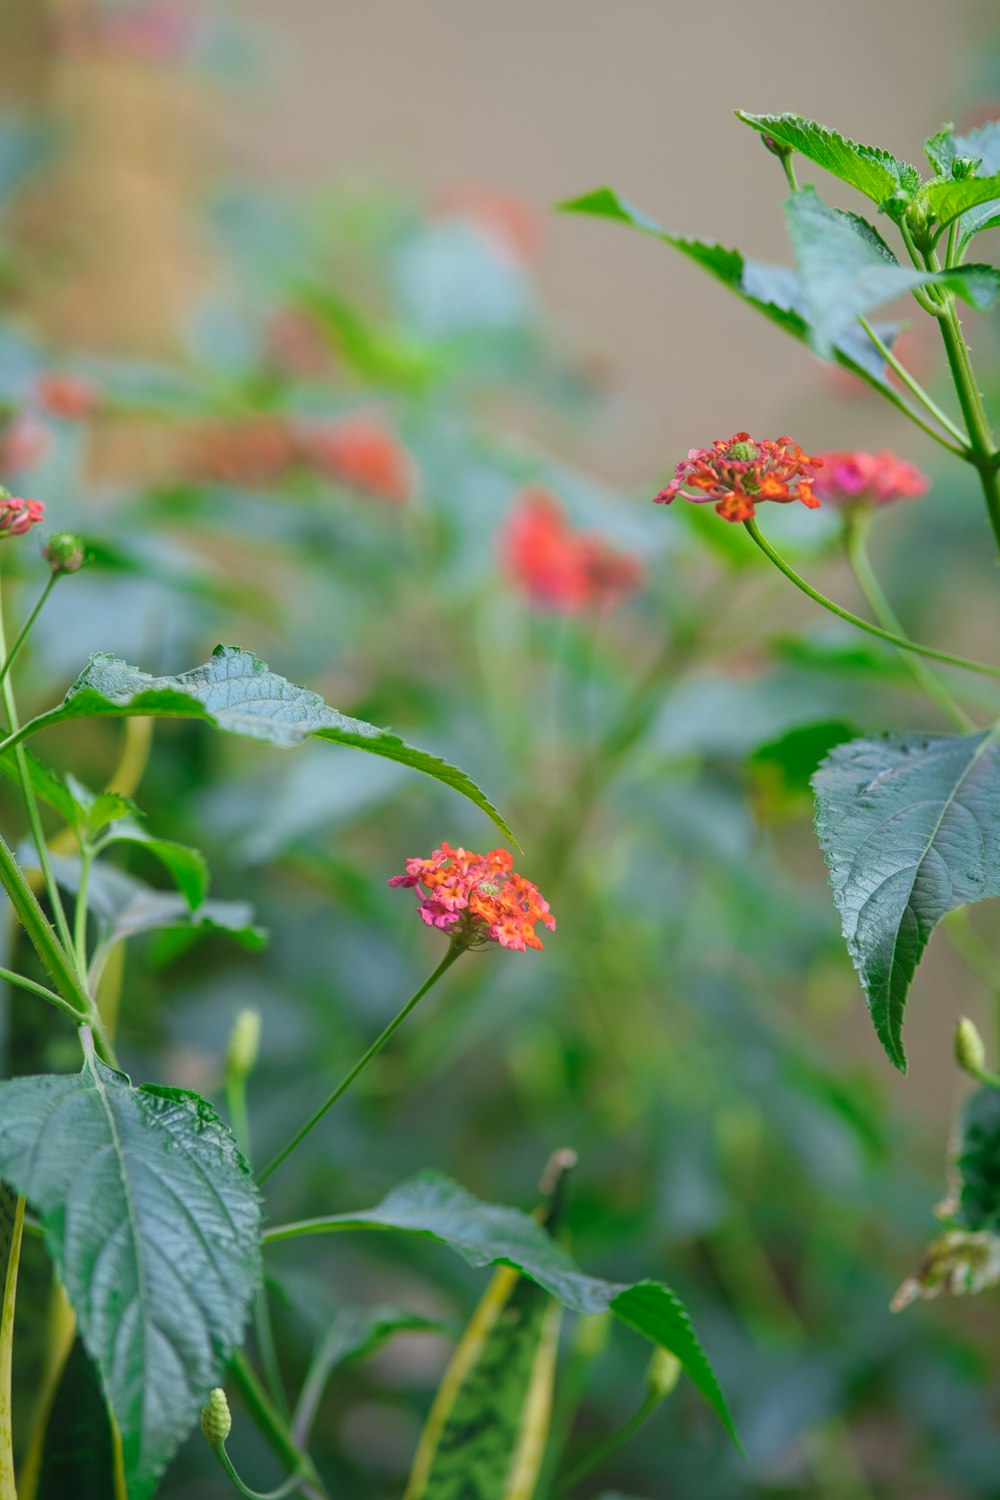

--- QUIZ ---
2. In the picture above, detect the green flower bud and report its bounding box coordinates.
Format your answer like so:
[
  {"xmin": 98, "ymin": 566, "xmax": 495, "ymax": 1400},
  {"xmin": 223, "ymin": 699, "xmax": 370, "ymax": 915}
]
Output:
[
  {"xmin": 645, "ymin": 1347, "xmax": 681, "ymax": 1401},
  {"xmin": 761, "ymin": 133, "xmax": 793, "ymax": 163},
  {"xmin": 226, "ymin": 1008, "xmax": 261, "ymax": 1082},
  {"xmin": 951, "ymin": 155, "xmax": 982, "ymax": 180},
  {"xmin": 200, "ymin": 1387, "xmax": 232, "ymax": 1446},
  {"xmin": 955, "ymin": 1016, "xmax": 987, "ymax": 1078},
  {"xmin": 43, "ymin": 531, "xmax": 86, "ymax": 575},
  {"xmin": 904, "ymin": 194, "xmax": 934, "ymax": 249}
]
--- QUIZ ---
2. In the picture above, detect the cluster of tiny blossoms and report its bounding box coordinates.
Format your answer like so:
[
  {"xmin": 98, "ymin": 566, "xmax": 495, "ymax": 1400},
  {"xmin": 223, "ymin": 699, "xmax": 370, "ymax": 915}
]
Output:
[
  {"xmin": 389, "ymin": 843, "xmax": 555, "ymax": 952},
  {"xmin": 0, "ymin": 492, "xmax": 44, "ymax": 539},
  {"xmin": 813, "ymin": 449, "xmax": 929, "ymax": 509},
  {"xmin": 655, "ymin": 432, "xmax": 823, "ymax": 523}
]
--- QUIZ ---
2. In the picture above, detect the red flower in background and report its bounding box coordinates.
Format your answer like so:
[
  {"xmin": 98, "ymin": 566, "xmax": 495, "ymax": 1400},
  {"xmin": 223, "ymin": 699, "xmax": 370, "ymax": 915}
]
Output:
[
  {"xmin": 35, "ymin": 374, "xmax": 101, "ymax": 420},
  {"xmin": 303, "ymin": 413, "xmax": 415, "ymax": 503},
  {"xmin": 430, "ymin": 187, "xmax": 541, "ymax": 264},
  {"xmin": 390, "ymin": 843, "xmax": 555, "ymax": 953},
  {"xmin": 655, "ymin": 433, "xmax": 822, "ymax": 523},
  {"xmin": 813, "ymin": 450, "xmax": 929, "ymax": 509},
  {"xmin": 502, "ymin": 487, "xmax": 642, "ymax": 612}
]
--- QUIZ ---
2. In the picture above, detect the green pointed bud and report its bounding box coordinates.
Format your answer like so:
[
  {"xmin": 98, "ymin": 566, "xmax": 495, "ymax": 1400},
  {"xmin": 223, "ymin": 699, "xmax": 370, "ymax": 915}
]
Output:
[
  {"xmin": 761, "ymin": 133, "xmax": 793, "ymax": 163},
  {"xmin": 955, "ymin": 1016, "xmax": 987, "ymax": 1078},
  {"xmin": 226, "ymin": 1008, "xmax": 261, "ymax": 1082},
  {"xmin": 951, "ymin": 155, "xmax": 982, "ymax": 180},
  {"xmin": 200, "ymin": 1387, "xmax": 232, "ymax": 1446},
  {"xmin": 645, "ymin": 1347, "xmax": 681, "ymax": 1401},
  {"xmin": 904, "ymin": 194, "xmax": 934, "ymax": 249},
  {"xmin": 43, "ymin": 531, "xmax": 86, "ymax": 575}
]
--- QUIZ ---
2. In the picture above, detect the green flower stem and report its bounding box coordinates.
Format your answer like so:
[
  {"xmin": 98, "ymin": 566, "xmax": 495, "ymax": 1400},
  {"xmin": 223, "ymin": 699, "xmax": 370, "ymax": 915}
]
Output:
[
  {"xmin": 73, "ymin": 846, "xmax": 93, "ymax": 979},
  {"xmin": 842, "ymin": 517, "xmax": 975, "ymax": 731},
  {"xmin": 0, "ymin": 564, "xmax": 76, "ymax": 965},
  {"xmin": 0, "ymin": 832, "xmax": 88, "ymax": 1018},
  {"xmin": 0, "ymin": 964, "xmax": 84, "ymax": 1025},
  {"xmin": 210, "ymin": 1438, "xmax": 305, "ymax": 1500},
  {"xmin": 227, "ymin": 1354, "xmax": 326, "ymax": 1500},
  {"xmin": 742, "ymin": 518, "xmax": 1000, "ymax": 678},
  {"xmin": 0, "ymin": 576, "xmax": 57, "ymax": 693},
  {"xmin": 550, "ymin": 1384, "xmax": 669, "ymax": 1497},
  {"xmin": 257, "ymin": 945, "xmax": 464, "ymax": 1186},
  {"xmin": 935, "ymin": 300, "xmax": 1000, "ymax": 556},
  {"xmin": 856, "ymin": 316, "xmax": 968, "ymax": 449},
  {"xmin": 0, "ymin": 1193, "xmax": 25, "ymax": 1500}
]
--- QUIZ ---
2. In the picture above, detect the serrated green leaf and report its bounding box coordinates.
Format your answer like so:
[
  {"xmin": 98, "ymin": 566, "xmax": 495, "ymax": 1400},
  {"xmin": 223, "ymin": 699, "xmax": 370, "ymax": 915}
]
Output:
[
  {"xmin": 925, "ymin": 120, "xmax": 1000, "ymax": 248},
  {"xmin": 265, "ymin": 1169, "xmax": 739, "ymax": 1447},
  {"xmin": 735, "ymin": 110, "xmax": 921, "ymax": 205},
  {"xmin": 925, "ymin": 124, "xmax": 959, "ymax": 176},
  {"xmin": 15, "ymin": 645, "xmax": 515, "ymax": 845},
  {"xmin": 64, "ymin": 774, "xmax": 139, "ymax": 840},
  {"xmin": 955, "ymin": 1086, "xmax": 1000, "ymax": 1232},
  {"xmin": 924, "ymin": 172, "xmax": 1000, "ymax": 229},
  {"xmin": 812, "ymin": 730, "xmax": 1000, "ymax": 1070},
  {"xmin": 786, "ymin": 187, "xmax": 1000, "ymax": 356},
  {"xmin": 0, "ymin": 1041, "xmax": 262, "ymax": 1500},
  {"xmin": 559, "ymin": 186, "xmax": 900, "ymax": 390}
]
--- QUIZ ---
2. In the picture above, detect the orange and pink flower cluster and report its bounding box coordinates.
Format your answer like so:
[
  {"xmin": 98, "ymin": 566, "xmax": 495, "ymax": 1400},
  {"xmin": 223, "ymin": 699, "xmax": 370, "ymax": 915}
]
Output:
[
  {"xmin": 0, "ymin": 494, "xmax": 44, "ymax": 538},
  {"xmin": 655, "ymin": 432, "xmax": 823, "ymax": 523},
  {"xmin": 501, "ymin": 487, "xmax": 642, "ymax": 612},
  {"xmin": 389, "ymin": 843, "xmax": 555, "ymax": 952}
]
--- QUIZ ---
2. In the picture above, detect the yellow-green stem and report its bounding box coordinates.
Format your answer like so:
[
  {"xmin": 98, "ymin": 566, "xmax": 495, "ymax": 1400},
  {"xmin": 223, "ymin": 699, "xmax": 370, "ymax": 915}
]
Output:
[{"xmin": 0, "ymin": 1195, "xmax": 24, "ymax": 1500}]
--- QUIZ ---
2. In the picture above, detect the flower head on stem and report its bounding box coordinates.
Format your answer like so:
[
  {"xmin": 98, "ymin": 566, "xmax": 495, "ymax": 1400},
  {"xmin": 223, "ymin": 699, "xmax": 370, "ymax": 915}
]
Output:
[
  {"xmin": 0, "ymin": 494, "xmax": 44, "ymax": 539},
  {"xmin": 814, "ymin": 449, "xmax": 929, "ymax": 511},
  {"xmin": 390, "ymin": 842, "xmax": 555, "ymax": 952},
  {"xmin": 655, "ymin": 432, "xmax": 822, "ymax": 523}
]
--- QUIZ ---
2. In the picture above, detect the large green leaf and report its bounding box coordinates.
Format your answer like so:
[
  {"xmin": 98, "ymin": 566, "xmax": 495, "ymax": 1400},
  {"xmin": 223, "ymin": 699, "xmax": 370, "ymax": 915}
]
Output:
[
  {"xmin": 559, "ymin": 186, "xmax": 900, "ymax": 390},
  {"xmin": 0, "ymin": 1037, "xmax": 262, "ymax": 1500},
  {"xmin": 735, "ymin": 110, "xmax": 921, "ymax": 205},
  {"xmin": 264, "ymin": 1169, "xmax": 738, "ymax": 1447},
  {"xmin": 13, "ymin": 645, "xmax": 514, "ymax": 844},
  {"xmin": 786, "ymin": 187, "xmax": 1000, "ymax": 355},
  {"xmin": 812, "ymin": 730, "xmax": 1000, "ymax": 1071},
  {"xmin": 924, "ymin": 173, "xmax": 1000, "ymax": 229},
  {"xmin": 954, "ymin": 1086, "xmax": 1000, "ymax": 1233}
]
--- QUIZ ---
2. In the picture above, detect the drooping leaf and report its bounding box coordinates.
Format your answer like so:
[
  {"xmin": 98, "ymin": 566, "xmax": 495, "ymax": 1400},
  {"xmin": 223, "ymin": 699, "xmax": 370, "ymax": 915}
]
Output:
[
  {"xmin": 0, "ymin": 1039, "xmax": 263, "ymax": 1500},
  {"xmin": 405, "ymin": 1265, "xmax": 561, "ymax": 1500},
  {"xmin": 559, "ymin": 186, "xmax": 901, "ymax": 390},
  {"xmin": 14, "ymin": 645, "xmax": 514, "ymax": 844},
  {"xmin": 954, "ymin": 1086, "xmax": 1000, "ymax": 1233},
  {"xmin": 265, "ymin": 1169, "xmax": 739, "ymax": 1447},
  {"xmin": 32, "ymin": 855, "xmax": 265, "ymax": 958},
  {"xmin": 734, "ymin": 110, "xmax": 922, "ymax": 206},
  {"xmin": 786, "ymin": 187, "xmax": 1000, "ymax": 355},
  {"xmin": 812, "ymin": 730, "xmax": 1000, "ymax": 1070}
]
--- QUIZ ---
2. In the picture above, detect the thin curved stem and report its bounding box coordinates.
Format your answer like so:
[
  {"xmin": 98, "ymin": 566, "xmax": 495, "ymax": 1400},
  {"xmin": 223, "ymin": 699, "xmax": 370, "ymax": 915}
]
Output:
[
  {"xmin": 228, "ymin": 1353, "xmax": 327, "ymax": 1500},
  {"xmin": 0, "ymin": 964, "xmax": 83, "ymax": 1024},
  {"xmin": 843, "ymin": 518, "xmax": 975, "ymax": 730},
  {"xmin": 742, "ymin": 518, "xmax": 1000, "ymax": 678},
  {"xmin": 257, "ymin": 945, "xmax": 464, "ymax": 1186},
  {"xmin": 211, "ymin": 1440, "xmax": 305, "ymax": 1500},
  {"xmin": 551, "ymin": 1386, "xmax": 667, "ymax": 1497},
  {"xmin": 857, "ymin": 317, "xmax": 968, "ymax": 448},
  {"xmin": 0, "ymin": 576, "xmax": 57, "ymax": 694}
]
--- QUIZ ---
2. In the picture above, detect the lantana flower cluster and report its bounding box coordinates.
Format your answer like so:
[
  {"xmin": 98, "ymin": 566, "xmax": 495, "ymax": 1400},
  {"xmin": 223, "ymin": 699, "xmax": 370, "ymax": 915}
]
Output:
[
  {"xmin": 813, "ymin": 449, "xmax": 929, "ymax": 509},
  {"xmin": 0, "ymin": 492, "xmax": 44, "ymax": 539},
  {"xmin": 389, "ymin": 843, "xmax": 555, "ymax": 952},
  {"xmin": 655, "ymin": 432, "xmax": 823, "ymax": 523},
  {"xmin": 502, "ymin": 487, "xmax": 642, "ymax": 612}
]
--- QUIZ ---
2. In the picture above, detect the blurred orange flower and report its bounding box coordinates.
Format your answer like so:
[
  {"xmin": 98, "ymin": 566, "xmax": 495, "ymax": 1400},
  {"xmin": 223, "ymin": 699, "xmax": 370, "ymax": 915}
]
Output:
[
  {"xmin": 303, "ymin": 413, "xmax": 415, "ymax": 503},
  {"xmin": 501, "ymin": 487, "xmax": 642, "ymax": 612}
]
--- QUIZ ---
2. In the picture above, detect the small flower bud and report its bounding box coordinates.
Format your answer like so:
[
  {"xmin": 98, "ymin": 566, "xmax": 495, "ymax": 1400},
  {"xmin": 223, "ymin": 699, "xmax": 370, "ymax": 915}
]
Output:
[
  {"xmin": 226, "ymin": 1008, "xmax": 261, "ymax": 1082},
  {"xmin": 951, "ymin": 155, "xmax": 982, "ymax": 180},
  {"xmin": 200, "ymin": 1387, "xmax": 232, "ymax": 1446},
  {"xmin": 955, "ymin": 1017, "xmax": 987, "ymax": 1078},
  {"xmin": 645, "ymin": 1347, "xmax": 682, "ymax": 1401},
  {"xmin": 760, "ymin": 133, "xmax": 793, "ymax": 163},
  {"xmin": 43, "ymin": 531, "xmax": 86, "ymax": 575},
  {"xmin": 905, "ymin": 195, "xmax": 934, "ymax": 249}
]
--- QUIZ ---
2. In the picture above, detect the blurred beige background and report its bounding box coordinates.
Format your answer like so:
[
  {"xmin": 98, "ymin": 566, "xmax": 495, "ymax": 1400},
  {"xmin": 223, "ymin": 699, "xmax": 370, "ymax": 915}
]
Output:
[{"xmin": 225, "ymin": 0, "xmax": 988, "ymax": 485}]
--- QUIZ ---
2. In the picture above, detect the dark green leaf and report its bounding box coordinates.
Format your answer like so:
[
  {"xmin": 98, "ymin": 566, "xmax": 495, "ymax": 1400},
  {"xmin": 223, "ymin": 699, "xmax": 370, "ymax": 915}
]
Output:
[
  {"xmin": 0, "ymin": 1041, "xmax": 262, "ymax": 1500},
  {"xmin": 955, "ymin": 1086, "xmax": 1000, "ymax": 1232},
  {"xmin": 735, "ymin": 110, "xmax": 921, "ymax": 205},
  {"xmin": 786, "ymin": 187, "xmax": 1000, "ymax": 355},
  {"xmin": 266, "ymin": 1169, "xmax": 739, "ymax": 1447},
  {"xmin": 747, "ymin": 719, "xmax": 857, "ymax": 819},
  {"xmin": 812, "ymin": 730, "xmax": 1000, "ymax": 1070},
  {"xmin": 560, "ymin": 187, "xmax": 901, "ymax": 390},
  {"xmin": 18, "ymin": 645, "xmax": 514, "ymax": 845},
  {"xmin": 34, "ymin": 1336, "xmax": 118, "ymax": 1500}
]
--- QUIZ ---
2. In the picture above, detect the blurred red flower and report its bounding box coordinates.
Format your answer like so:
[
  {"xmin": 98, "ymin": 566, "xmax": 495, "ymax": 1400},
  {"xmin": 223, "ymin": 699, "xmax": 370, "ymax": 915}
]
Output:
[
  {"xmin": 36, "ymin": 374, "xmax": 101, "ymax": 420},
  {"xmin": 0, "ymin": 414, "xmax": 49, "ymax": 475},
  {"xmin": 303, "ymin": 413, "xmax": 415, "ymax": 503},
  {"xmin": 501, "ymin": 487, "xmax": 642, "ymax": 612},
  {"xmin": 813, "ymin": 449, "xmax": 929, "ymax": 509}
]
